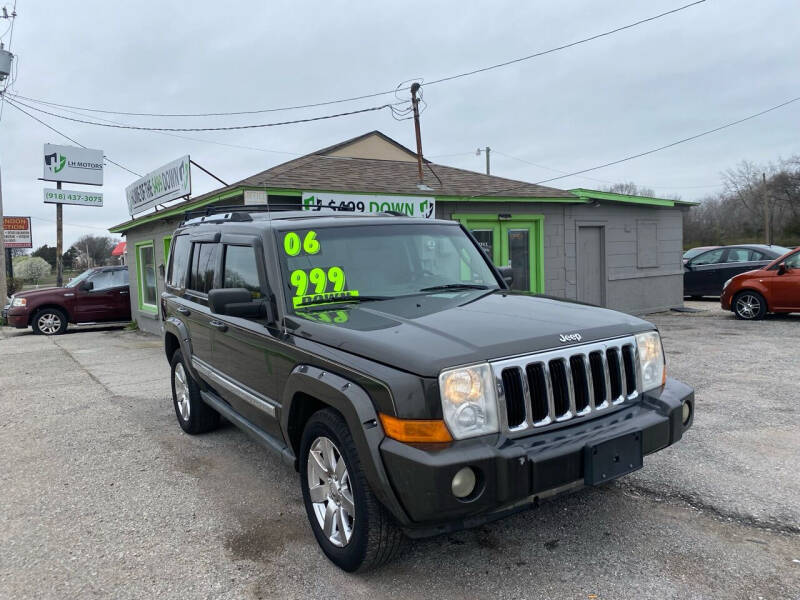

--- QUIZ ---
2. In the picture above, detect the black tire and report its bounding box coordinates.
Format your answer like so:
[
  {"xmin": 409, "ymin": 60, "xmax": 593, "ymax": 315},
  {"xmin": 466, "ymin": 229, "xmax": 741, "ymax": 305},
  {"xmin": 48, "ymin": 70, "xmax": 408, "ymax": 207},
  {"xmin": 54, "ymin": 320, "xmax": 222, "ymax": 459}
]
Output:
[
  {"xmin": 170, "ymin": 350, "xmax": 220, "ymax": 434},
  {"xmin": 31, "ymin": 307, "xmax": 68, "ymax": 335},
  {"xmin": 299, "ymin": 408, "xmax": 404, "ymax": 572},
  {"xmin": 733, "ymin": 290, "xmax": 767, "ymax": 320}
]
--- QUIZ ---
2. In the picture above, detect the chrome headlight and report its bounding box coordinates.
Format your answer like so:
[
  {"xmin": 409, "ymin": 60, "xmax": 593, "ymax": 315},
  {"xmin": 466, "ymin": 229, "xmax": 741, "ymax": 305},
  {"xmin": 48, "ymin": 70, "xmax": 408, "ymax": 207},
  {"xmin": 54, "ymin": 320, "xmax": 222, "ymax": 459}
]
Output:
[
  {"xmin": 11, "ymin": 296, "xmax": 26, "ymax": 307},
  {"xmin": 636, "ymin": 331, "xmax": 666, "ymax": 392},
  {"xmin": 438, "ymin": 363, "xmax": 499, "ymax": 439}
]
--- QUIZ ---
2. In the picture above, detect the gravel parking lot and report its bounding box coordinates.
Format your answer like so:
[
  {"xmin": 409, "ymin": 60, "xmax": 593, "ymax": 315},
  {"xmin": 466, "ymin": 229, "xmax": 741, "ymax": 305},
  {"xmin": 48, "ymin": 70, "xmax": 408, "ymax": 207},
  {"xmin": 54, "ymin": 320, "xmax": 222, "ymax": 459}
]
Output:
[{"xmin": 1, "ymin": 302, "xmax": 798, "ymax": 599}]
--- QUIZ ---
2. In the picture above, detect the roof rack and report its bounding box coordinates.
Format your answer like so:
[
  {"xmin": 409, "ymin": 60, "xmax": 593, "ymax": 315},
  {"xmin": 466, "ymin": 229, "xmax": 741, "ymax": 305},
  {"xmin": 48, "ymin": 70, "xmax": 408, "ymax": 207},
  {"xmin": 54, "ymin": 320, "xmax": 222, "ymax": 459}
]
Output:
[{"xmin": 181, "ymin": 203, "xmax": 405, "ymax": 225}]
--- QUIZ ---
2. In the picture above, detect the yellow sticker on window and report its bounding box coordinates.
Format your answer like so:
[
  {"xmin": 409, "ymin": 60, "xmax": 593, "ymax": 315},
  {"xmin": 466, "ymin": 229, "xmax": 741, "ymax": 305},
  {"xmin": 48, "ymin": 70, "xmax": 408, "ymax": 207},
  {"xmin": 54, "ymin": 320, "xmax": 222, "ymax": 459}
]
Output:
[
  {"xmin": 283, "ymin": 231, "xmax": 320, "ymax": 256},
  {"xmin": 293, "ymin": 290, "xmax": 360, "ymax": 308}
]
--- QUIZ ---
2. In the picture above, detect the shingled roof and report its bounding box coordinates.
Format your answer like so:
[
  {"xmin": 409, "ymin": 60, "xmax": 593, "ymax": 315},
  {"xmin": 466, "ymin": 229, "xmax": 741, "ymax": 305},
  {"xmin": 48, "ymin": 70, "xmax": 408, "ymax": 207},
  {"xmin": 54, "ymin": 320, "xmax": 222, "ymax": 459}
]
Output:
[{"xmin": 110, "ymin": 131, "xmax": 576, "ymax": 232}]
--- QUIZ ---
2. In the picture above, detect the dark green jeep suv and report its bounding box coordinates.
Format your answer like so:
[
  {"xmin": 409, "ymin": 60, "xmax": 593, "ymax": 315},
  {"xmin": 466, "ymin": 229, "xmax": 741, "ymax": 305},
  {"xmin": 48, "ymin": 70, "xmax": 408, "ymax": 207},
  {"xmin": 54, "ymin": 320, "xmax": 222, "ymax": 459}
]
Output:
[{"xmin": 161, "ymin": 207, "xmax": 694, "ymax": 572}]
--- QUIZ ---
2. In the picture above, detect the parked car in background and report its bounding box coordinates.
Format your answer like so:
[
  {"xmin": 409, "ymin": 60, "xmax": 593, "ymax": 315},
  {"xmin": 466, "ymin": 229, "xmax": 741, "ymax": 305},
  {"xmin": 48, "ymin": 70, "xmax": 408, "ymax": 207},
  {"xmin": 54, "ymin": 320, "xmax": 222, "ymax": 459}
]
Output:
[
  {"xmin": 721, "ymin": 247, "xmax": 800, "ymax": 319},
  {"xmin": 682, "ymin": 245, "xmax": 719, "ymax": 265},
  {"xmin": 683, "ymin": 244, "xmax": 791, "ymax": 298},
  {"xmin": 5, "ymin": 266, "xmax": 131, "ymax": 335}
]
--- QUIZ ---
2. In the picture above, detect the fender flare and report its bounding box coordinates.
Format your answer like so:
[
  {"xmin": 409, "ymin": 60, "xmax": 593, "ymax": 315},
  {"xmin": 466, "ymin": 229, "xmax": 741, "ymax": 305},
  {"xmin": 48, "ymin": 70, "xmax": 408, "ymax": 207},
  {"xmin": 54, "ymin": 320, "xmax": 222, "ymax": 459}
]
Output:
[
  {"xmin": 281, "ymin": 364, "xmax": 411, "ymax": 526},
  {"xmin": 163, "ymin": 317, "xmax": 198, "ymax": 378}
]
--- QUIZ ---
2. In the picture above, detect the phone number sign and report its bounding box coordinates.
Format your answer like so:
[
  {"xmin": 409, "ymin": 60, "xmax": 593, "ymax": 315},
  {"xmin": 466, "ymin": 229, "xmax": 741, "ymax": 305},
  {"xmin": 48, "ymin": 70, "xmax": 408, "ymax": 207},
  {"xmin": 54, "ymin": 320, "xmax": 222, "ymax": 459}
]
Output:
[
  {"xmin": 43, "ymin": 188, "xmax": 104, "ymax": 207},
  {"xmin": 2, "ymin": 216, "xmax": 32, "ymax": 248}
]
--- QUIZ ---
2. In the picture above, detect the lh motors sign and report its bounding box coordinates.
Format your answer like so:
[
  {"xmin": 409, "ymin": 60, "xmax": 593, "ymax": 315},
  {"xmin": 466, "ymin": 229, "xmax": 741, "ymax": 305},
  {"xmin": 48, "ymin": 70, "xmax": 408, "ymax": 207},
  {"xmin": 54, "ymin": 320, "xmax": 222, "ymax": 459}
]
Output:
[
  {"xmin": 125, "ymin": 155, "xmax": 191, "ymax": 216},
  {"xmin": 43, "ymin": 144, "xmax": 104, "ymax": 186}
]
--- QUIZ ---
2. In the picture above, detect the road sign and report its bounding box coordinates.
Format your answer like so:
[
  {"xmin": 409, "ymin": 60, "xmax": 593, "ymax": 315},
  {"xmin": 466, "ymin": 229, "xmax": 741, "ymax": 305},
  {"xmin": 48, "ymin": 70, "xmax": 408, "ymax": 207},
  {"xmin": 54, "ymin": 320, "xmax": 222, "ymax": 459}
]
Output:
[
  {"xmin": 2, "ymin": 216, "xmax": 32, "ymax": 248},
  {"xmin": 126, "ymin": 155, "xmax": 191, "ymax": 216},
  {"xmin": 43, "ymin": 144, "xmax": 104, "ymax": 186},
  {"xmin": 43, "ymin": 188, "xmax": 103, "ymax": 207}
]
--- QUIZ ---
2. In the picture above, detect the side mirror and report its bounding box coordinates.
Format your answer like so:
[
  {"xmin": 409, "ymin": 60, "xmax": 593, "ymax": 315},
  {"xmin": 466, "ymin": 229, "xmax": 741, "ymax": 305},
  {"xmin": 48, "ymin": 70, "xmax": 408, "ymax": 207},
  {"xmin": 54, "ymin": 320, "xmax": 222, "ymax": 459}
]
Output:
[
  {"xmin": 498, "ymin": 266, "xmax": 514, "ymax": 287},
  {"xmin": 778, "ymin": 264, "xmax": 788, "ymax": 275},
  {"xmin": 80, "ymin": 280, "xmax": 94, "ymax": 291},
  {"xmin": 208, "ymin": 288, "xmax": 274, "ymax": 320}
]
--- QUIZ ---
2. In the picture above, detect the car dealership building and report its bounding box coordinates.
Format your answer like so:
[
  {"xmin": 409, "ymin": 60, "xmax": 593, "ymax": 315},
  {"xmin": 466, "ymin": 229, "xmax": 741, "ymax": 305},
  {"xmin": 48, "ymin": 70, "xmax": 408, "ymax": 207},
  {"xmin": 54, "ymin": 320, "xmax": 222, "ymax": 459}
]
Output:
[{"xmin": 110, "ymin": 131, "xmax": 696, "ymax": 336}]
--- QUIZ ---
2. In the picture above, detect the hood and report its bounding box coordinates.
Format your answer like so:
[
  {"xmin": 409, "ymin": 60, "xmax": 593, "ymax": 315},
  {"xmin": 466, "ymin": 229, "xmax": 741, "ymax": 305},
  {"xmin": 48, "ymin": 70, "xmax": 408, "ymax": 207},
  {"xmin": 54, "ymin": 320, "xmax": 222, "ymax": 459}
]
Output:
[
  {"xmin": 13, "ymin": 286, "xmax": 71, "ymax": 299},
  {"xmin": 287, "ymin": 291, "xmax": 653, "ymax": 377}
]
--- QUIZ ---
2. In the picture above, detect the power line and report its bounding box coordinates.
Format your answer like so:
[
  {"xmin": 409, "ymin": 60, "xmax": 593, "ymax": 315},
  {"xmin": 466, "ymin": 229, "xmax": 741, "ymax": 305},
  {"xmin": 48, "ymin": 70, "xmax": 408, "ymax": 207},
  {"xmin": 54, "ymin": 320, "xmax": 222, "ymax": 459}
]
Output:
[
  {"xmin": 471, "ymin": 94, "xmax": 800, "ymax": 197},
  {"xmin": 3, "ymin": 97, "xmax": 142, "ymax": 177},
  {"xmin": 492, "ymin": 150, "xmax": 722, "ymax": 190},
  {"xmin": 425, "ymin": 1, "xmax": 706, "ymax": 89},
  {"xmin": 6, "ymin": 95, "xmax": 399, "ymax": 132},
  {"xmin": 8, "ymin": 1, "xmax": 706, "ymax": 119}
]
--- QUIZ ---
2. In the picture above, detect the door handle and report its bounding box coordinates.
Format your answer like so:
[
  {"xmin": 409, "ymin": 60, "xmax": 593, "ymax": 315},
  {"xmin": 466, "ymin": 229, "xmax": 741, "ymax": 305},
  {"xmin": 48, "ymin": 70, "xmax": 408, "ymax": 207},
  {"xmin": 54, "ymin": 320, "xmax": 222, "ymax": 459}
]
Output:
[
  {"xmin": 176, "ymin": 306, "xmax": 191, "ymax": 316},
  {"xmin": 210, "ymin": 320, "xmax": 228, "ymax": 332},
  {"xmin": 120, "ymin": 291, "xmax": 129, "ymax": 295}
]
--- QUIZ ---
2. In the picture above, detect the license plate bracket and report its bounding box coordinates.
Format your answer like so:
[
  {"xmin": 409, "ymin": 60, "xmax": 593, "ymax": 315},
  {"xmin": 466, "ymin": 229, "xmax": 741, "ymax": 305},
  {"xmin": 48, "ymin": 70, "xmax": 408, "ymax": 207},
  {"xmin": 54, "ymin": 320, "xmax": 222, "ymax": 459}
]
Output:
[{"xmin": 584, "ymin": 431, "xmax": 643, "ymax": 486}]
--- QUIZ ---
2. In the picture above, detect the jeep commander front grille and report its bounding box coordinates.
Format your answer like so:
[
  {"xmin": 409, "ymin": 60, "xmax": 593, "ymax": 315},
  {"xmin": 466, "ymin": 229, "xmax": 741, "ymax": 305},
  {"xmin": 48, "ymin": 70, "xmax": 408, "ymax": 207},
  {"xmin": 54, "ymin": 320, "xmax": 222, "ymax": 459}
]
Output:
[{"xmin": 493, "ymin": 336, "xmax": 640, "ymax": 435}]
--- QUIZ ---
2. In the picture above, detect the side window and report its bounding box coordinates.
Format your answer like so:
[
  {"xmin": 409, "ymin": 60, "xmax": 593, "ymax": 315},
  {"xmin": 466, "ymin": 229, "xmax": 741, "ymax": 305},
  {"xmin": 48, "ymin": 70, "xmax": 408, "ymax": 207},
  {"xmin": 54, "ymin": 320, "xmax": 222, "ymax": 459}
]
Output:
[
  {"xmin": 785, "ymin": 252, "xmax": 800, "ymax": 269},
  {"xmin": 188, "ymin": 243, "xmax": 218, "ymax": 294},
  {"xmin": 106, "ymin": 269, "xmax": 128, "ymax": 288},
  {"xmin": 167, "ymin": 235, "xmax": 191, "ymax": 288},
  {"xmin": 750, "ymin": 250, "xmax": 766, "ymax": 261},
  {"xmin": 89, "ymin": 271, "xmax": 115, "ymax": 291},
  {"xmin": 692, "ymin": 248, "xmax": 725, "ymax": 266},
  {"xmin": 223, "ymin": 245, "xmax": 262, "ymax": 298},
  {"xmin": 725, "ymin": 248, "xmax": 751, "ymax": 263}
]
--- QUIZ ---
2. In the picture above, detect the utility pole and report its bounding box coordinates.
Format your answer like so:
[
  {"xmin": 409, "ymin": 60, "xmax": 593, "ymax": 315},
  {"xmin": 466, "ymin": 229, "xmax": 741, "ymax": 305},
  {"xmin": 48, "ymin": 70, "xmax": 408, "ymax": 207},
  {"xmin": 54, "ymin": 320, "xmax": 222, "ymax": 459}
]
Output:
[
  {"xmin": 56, "ymin": 182, "xmax": 63, "ymax": 285},
  {"xmin": 0, "ymin": 164, "xmax": 7, "ymax": 305},
  {"xmin": 476, "ymin": 147, "xmax": 491, "ymax": 175},
  {"xmin": 410, "ymin": 82, "xmax": 424, "ymax": 185},
  {"xmin": 763, "ymin": 172, "xmax": 771, "ymax": 245}
]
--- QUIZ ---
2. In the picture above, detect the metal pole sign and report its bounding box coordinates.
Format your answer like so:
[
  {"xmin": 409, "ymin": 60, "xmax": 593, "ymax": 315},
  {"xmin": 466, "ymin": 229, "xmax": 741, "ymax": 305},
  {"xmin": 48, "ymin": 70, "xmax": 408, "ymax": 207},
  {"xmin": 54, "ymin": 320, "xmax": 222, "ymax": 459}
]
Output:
[
  {"xmin": 43, "ymin": 144, "xmax": 104, "ymax": 186},
  {"xmin": 125, "ymin": 155, "xmax": 191, "ymax": 216},
  {"xmin": 43, "ymin": 188, "xmax": 103, "ymax": 207},
  {"xmin": 2, "ymin": 216, "xmax": 32, "ymax": 248}
]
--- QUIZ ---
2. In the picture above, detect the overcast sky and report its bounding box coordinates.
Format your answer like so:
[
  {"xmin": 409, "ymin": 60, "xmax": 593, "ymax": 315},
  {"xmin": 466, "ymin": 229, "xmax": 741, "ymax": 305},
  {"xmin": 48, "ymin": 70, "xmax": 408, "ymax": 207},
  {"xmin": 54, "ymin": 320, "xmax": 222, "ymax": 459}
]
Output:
[{"xmin": 1, "ymin": 0, "xmax": 798, "ymax": 249}]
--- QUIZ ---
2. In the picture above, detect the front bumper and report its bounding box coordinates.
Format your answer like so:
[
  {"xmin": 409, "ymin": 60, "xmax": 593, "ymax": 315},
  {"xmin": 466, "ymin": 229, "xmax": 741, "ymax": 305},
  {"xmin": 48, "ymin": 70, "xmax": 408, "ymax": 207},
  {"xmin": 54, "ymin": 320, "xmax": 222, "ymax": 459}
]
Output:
[
  {"xmin": 380, "ymin": 377, "xmax": 693, "ymax": 535},
  {"xmin": 6, "ymin": 307, "xmax": 28, "ymax": 328}
]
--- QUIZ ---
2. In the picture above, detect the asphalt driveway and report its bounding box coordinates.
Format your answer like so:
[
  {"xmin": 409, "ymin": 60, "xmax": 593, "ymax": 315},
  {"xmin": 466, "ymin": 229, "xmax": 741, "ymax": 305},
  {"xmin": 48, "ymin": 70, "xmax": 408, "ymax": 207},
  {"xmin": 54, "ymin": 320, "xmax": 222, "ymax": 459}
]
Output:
[{"xmin": 1, "ymin": 304, "xmax": 798, "ymax": 599}]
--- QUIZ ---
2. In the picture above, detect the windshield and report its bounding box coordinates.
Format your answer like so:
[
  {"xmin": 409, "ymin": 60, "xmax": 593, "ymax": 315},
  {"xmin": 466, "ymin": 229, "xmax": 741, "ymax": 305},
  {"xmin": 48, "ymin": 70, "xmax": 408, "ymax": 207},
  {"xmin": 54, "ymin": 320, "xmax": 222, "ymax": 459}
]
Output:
[
  {"xmin": 277, "ymin": 223, "xmax": 500, "ymax": 311},
  {"xmin": 66, "ymin": 269, "xmax": 95, "ymax": 288}
]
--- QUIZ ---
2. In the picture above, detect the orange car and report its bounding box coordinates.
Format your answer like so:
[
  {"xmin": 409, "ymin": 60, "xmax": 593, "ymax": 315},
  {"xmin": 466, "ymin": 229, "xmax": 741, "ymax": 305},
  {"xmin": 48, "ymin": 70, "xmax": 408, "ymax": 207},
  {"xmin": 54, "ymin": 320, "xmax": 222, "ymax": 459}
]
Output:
[{"xmin": 721, "ymin": 247, "xmax": 800, "ymax": 319}]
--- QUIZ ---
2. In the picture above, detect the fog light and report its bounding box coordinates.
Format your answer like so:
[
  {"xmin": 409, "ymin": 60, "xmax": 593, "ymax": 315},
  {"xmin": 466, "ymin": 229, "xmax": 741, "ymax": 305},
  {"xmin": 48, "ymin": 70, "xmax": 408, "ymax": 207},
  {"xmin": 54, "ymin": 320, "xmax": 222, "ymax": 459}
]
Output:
[
  {"xmin": 451, "ymin": 467, "xmax": 476, "ymax": 498},
  {"xmin": 682, "ymin": 401, "xmax": 691, "ymax": 425}
]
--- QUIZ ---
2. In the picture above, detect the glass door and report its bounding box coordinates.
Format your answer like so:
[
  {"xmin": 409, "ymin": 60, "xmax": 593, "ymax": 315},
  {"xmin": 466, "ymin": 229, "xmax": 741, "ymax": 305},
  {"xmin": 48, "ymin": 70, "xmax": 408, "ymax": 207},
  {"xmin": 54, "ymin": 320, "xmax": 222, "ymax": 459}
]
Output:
[
  {"xmin": 453, "ymin": 213, "xmax": 544, "ymax": 294},
  {"xmin": 501, "ymin": 226, "xmax": 531, "ymax": 292}
]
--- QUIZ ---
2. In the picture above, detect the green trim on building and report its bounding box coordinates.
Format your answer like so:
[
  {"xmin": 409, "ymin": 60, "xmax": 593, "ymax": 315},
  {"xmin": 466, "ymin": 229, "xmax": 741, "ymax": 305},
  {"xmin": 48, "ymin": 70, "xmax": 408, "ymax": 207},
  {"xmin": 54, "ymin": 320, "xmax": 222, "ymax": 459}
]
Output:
[
  {"xmin": 438, "ymin": 196, "xmax": 582, "ymax": 204},
  {"xmin": 163, "ymin": 235, "xmax": 172, "ymax": 264},
  {"xmin": 453, "ymin": 213, "xmax": 545, "ymax": 294},
  {"xmin": 110, "ymin": 188, "xmax": 246, "ymax": 233},
  {"xmin": 134, "ymin": 240, "xmax": 157, "ymax": 314},
  {"xmin": 570, "ymin": 188, "xmax": 699, "ymax": 207}
]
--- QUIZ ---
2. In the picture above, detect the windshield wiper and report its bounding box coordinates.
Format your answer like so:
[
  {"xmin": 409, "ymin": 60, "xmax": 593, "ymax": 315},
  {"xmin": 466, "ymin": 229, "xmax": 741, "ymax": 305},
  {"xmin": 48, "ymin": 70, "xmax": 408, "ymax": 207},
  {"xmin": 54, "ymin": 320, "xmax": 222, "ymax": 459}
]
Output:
[{"xmin": 418, "ymin": 283, "xmax": 491, "ymax": 292}]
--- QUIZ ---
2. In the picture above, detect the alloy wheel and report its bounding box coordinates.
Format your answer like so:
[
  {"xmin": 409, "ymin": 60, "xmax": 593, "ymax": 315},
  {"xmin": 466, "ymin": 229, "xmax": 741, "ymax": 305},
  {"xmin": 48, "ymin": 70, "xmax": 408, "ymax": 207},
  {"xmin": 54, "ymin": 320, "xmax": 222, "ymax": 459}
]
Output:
[
  {"xmin": 306, "ymin": 436, "xmax": 355, "ymax": 547},
  {"xmin": 735, "ymin": 294, "xmax": 761, "ymax": 319},
  {"xmin": 37, "ymin": 313, "xmax": 62, "ymax": 335},
  {"xmin": 174, "ymin": 363, "xmax": 191, "ymax": 421}
]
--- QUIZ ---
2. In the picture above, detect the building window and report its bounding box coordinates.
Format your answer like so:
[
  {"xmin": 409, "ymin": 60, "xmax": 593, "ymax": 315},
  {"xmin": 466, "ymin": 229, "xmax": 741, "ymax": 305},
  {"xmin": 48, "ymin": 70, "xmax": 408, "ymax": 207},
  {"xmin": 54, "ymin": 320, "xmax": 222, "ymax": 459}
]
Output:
[{"xmin": 136, "ymin": 242, "xmax": 157, "ymax": 312}]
